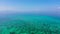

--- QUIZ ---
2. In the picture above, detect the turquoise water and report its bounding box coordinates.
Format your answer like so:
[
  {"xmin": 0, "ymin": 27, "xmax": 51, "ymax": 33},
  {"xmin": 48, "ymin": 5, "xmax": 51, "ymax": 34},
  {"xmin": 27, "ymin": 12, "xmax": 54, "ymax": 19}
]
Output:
[{"xmin": 0, "ymin": 14, "xmax": 60, "ymax": 34}]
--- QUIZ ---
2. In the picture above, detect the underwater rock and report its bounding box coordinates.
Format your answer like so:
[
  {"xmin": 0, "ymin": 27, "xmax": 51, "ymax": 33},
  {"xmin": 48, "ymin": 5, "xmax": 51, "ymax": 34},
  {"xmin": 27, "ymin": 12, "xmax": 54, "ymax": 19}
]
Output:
[{"xmin": 10, "ymin": 32, "xmax": 16, "ymax": 34}]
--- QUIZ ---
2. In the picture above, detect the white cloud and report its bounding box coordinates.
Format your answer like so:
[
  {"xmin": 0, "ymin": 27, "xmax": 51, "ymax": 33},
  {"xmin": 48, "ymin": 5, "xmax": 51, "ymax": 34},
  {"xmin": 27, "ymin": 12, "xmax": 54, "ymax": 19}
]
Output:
[
  {"xmin": 0, "ymin": 6, "xmax": 41, "ymax": 11},
  {"xmin": 0, "ymin": 6, "xmax": 15, "ymax": 11},
  {"xmin": 0, "ymin": 5, "xmax": 57, "ymax": 13},
  {"xmin": 57, "ymin": 7, "xmax": 60, "ymax": 9},
  {"xmin": 56, "ymin": 6, "xmax": 60, "ymax": 11}
]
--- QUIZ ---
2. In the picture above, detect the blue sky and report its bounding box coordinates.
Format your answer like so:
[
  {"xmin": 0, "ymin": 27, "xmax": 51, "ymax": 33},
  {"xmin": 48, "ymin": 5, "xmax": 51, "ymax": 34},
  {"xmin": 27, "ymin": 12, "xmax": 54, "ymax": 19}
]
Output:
[{"xmin": 0, "ymin": 0, "xmax": 60, "ymax": 12}]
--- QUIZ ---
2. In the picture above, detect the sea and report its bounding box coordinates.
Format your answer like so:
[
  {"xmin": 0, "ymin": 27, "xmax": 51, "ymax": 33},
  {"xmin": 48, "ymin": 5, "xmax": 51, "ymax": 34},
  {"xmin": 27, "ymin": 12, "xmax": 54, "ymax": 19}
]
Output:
[{"xmin": 0, "ymin": 11, "xmax": 60, "ymax": 34}]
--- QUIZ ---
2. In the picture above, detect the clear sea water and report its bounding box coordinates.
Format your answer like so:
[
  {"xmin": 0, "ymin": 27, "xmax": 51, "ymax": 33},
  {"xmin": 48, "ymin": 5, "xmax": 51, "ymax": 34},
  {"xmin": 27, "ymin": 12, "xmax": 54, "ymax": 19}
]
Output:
[{"xmin": 0, "ymin": 12, "xmax": 60, "ymax": 34}]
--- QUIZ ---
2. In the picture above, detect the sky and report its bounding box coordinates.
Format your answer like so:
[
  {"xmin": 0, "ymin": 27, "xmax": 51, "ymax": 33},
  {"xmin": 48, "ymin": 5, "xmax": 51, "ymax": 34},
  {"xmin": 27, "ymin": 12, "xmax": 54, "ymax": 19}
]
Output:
[{"xmin": 0, "ymin": 0, "xmax": 60, "ymax": 12}]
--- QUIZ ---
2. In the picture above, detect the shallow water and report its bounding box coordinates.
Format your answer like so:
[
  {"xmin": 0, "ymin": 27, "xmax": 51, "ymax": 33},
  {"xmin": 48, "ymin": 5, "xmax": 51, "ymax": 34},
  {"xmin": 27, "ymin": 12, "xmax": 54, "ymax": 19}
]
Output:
[{"xmin": 0, "ymin": 14, "xmax": 60, "ymax": 34}]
